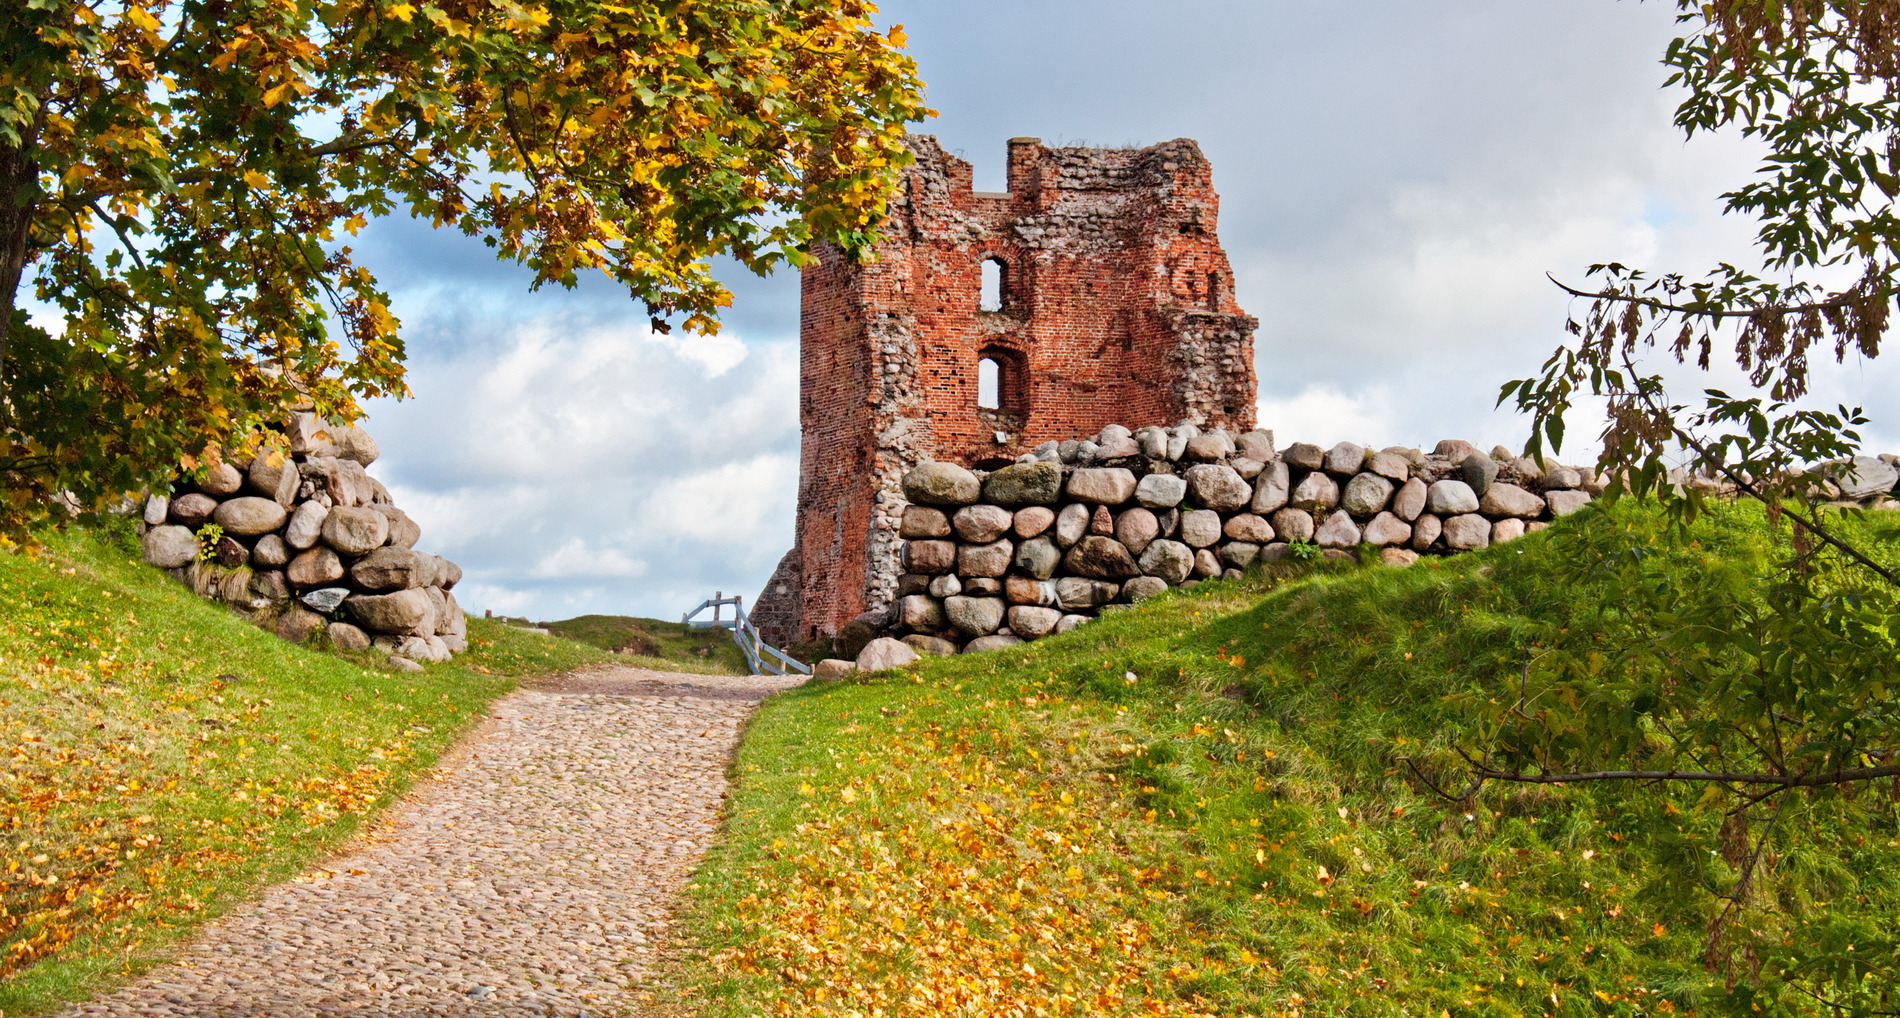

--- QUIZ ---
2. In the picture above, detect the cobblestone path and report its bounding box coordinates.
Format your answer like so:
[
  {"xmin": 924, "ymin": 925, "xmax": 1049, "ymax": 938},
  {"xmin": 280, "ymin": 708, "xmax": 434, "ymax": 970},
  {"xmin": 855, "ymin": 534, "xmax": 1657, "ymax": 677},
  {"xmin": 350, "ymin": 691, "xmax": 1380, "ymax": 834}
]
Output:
[{"xmin": 61, "ymin": 667, "xmax": 801, "ymax": 1017}]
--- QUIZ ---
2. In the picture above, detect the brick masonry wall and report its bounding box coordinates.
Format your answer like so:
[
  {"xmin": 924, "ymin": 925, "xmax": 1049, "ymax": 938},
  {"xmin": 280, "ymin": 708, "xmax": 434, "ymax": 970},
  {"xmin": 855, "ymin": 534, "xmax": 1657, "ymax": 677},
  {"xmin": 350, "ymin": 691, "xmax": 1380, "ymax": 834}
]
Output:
[{"xmin": 755, "ymin": 136, "xmax": 1261, "ymax": 647}]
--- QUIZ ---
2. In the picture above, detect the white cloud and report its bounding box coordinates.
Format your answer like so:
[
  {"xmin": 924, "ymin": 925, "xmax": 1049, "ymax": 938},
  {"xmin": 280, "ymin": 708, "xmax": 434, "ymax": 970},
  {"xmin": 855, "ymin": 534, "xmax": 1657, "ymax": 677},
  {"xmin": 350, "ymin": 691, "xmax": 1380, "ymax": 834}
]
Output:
[
  {"xmin": 1256, "ymin": 385, "xmax": 1399, "ymax": 449},
  {"xmin": 356, "ymin": 312, "xmax": 799, "ymax": 621},
  {"xmin": 529, "ymin": 539, "xmax": 648, "ymax": 580},
  {"xmin": 323, "ymin": 0, "xmax": 1900, "ymax": 623}
]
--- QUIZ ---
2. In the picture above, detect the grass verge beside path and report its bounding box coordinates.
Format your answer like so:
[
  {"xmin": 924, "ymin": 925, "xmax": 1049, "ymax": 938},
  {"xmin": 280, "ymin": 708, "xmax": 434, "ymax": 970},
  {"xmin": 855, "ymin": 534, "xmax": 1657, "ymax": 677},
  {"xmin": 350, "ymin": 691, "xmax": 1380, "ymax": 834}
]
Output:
[
  {"xmin": 673, "ymin": 502, "xmax": 1900, "ymax": 1017},
  {"xmin": 0, "ymin": 524, "xmax": 617, "ymax": 1015},
  {"xmin": 538, "ymin": 614, "xmax": 752, "ymax": 676}
]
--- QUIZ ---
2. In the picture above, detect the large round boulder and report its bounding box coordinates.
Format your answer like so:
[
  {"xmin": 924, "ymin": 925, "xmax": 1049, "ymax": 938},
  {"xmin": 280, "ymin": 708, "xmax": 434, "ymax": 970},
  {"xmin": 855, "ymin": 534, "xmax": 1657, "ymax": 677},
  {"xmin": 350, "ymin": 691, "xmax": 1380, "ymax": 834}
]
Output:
[
  {"xmin": 1055, "ymin": 577, "xmax": 1121, "ymax": 611},
  {"xmin": 1442, "ymin": 513, "xmax": 1491, "ymax": 550},
  {"xmin": 899, "ymin": 594, "xmax": 946, "ymax": 632},
  {"xmin": 1322, "ymin": 442, "xmax": 1367, "ymax": 475},
  {"xmin": 286, "ymin": 547, "xmax": 345, "ymax": 587},
  {"xmin": 952, "ymin": 504, "xmax": 1014, "ymax": 544},
  {"xmin": 1270, "ymin": 508, "xmax": 1315, "ymax": 543},
  {"xmin": 904, "ymin": 539, "xmax": 957, "ymax": 575},
  {"xmin": 1478, "ymin": 482, "xmax": 1546, "ymax": 518},
  {"xmin": 958, "ymin": 539, "xmax": 1015, "ymax": 578},
  {"xmin": 246, "ymin": 453, "xmax": 300, "ymax": 506},
  {"xmin": 1834, "ymin": 455, "xmax": 1900, "ymax": 498},
  {"xmin": 1006, "ymin": 605, "xmax": 1063, "ymax": 640},
  {"xmin": 1391, "ymin": 477, "xmax": 1429, "ymax": 521},
  {"xmin": 1114, "ymin": 508, "xmax": 1160, "ymax": 555},
  {"xmin": 1013, "ymin": 536, "xmax": 1061, "ymax": 580},
  {"xmin": 141, "ymin": 525, "xmax": 197, "ymax": 568},
  {"xmin": 1183, "ymin": 464, "xmax": 1251, "ymax": 512},
  {"xmin": 322, "ymin": 506, "xmax": 390, "ymax": 555},
  {"xmin": 1012, "ymin": 506, "xmax": 1055, "ymax": 538},
  {"xmin": 1134, "ymin": 473, "xmax": 1187, "ymax": 509},
  {"xmin": 1425, "ymin": 480, "xmax": 1480, "ymax": 515},
  {"xmin": 1223, "ymin": 513, "xmax": 1273, "ymax": 544},
  {"xmin": 981, "ymin": 461, "xmax": 1063, "ymax": 506},
  {"xmin": 900, "ymin": 505, "xmax": 952, "ymax": 539},
  {"xmin": 856, "ymin": 637, "xmax": 919, "ymax": 672},
  {"xmin": 1054, "ymin": 503, "xmax": 1091, "ymax": 547},
  {"xmin": 945, "ymin": 596, "xmax": 1006, "ymax": 637},
  {"xmin": 1339, "ymin": 473, "xmax": 1395, "ymax": 517},
  {"xmin": 1061, "ymin": 536, "xmax": 1140, "ymax": 580},
  {"xmin": 902, "ymin": 462, "xmax": 980, "ymax": 507},
  {"xmin": 345, "ymin": 588, "xmax": 437, "ymax": 636},
  {"xmin": 1250, "ymin": 461, "xmax": 1291, "ymax": 514},
  {"xmin": 1179, "ymin": 509, "xmax": 1222, "ymax": 548},
  {"xmin": 212, "ymin": 496, "xmax": 289, "ymax": 536},
  {"xmin": 1137, "ymin": 539, "xmax": 1194, "ymax": 584},
  {"xmin": 1066, "ymin": 467, "xmax": 1138, "ymax": 505},
  {"xmin": 1314, "ymin": 510, "xmax": 1363, "ymax": 548},
  {"xmin": 1289, "ymin": 471, "xmax": 1339, "ymax": 510},
  {"xmin": 168, "ymin": 492, "xmax": 219, "ymax": 529},
  {"xmin": 332, "ymin": 425, "xmax": 380, "ymax": 466},
  {"xmin": 199, "ymin": 462, "xmax": 245, "ymax": 497},
  {"xmin": 284, "ymin": 500, "xmax": 329, "ymax": 549},
  {"xmin": 1362, "ymin": 512, "xmax": 1414, "ymax": 546},
  {"xmin": 350, "ymin": 547, "xmax": 437, "ymax": 592}
]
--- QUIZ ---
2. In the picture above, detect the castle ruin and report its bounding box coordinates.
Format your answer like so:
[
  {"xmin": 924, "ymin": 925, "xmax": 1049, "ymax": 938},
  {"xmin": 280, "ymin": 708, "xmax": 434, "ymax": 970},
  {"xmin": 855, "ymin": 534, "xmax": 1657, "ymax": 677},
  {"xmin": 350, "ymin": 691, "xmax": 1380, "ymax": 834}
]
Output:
[{"xmin": 753, "ymin": 135, "xmax": 1259, "ymax": 646}]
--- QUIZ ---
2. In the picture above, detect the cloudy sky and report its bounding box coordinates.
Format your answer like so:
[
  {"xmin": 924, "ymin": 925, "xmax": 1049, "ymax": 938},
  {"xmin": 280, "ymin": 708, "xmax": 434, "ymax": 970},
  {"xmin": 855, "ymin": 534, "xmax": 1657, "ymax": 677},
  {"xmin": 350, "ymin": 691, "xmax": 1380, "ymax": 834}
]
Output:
[{"xmin": 351, "ymin": 0, "xmax": 1900, "ymax": 623}]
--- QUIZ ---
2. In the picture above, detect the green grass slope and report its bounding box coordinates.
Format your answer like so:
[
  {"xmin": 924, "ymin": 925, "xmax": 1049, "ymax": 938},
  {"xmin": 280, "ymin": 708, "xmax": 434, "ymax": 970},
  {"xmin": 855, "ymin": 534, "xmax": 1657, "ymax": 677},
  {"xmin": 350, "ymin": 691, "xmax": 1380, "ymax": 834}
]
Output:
[
  {"xmin": 537, "ymin": 613, "xmax": 752, "ymax": 675},
  {"xmin": 676, "ymin": 502, "xmax": 1899, "ymax": 1017},
  {"xmin": 0, "ymin": 523, "xmax": 617, "ymax": 1014}
]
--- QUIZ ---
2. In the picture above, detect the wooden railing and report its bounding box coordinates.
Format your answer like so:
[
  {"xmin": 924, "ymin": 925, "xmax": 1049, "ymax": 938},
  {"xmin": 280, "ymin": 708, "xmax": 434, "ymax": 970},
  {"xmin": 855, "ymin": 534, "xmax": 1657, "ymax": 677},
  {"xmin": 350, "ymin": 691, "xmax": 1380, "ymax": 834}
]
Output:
[{"xmin": 682, "ymin": 591, "xmax": 810, "ymax": 677}]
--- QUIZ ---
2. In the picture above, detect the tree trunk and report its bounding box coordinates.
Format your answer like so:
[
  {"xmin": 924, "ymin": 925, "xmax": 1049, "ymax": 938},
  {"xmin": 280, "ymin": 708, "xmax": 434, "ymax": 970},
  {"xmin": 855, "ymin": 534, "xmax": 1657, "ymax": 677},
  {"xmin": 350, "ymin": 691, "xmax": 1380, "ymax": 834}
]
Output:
[{"xmin": 0, "ymin": 140, "xmax": 35, "ymax": 395}]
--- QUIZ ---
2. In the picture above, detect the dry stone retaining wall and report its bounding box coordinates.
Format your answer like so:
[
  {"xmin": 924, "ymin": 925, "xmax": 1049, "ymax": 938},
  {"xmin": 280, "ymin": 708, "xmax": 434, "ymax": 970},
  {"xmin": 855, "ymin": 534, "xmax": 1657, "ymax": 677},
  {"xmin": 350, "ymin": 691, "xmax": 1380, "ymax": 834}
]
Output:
[
  {"xmin": 846, "ymin": 421, "xmax": 1900, "ymax": 658},
  {"xmin": 131, "ymin": 414, "xmax": 467, "ymax": 670}
]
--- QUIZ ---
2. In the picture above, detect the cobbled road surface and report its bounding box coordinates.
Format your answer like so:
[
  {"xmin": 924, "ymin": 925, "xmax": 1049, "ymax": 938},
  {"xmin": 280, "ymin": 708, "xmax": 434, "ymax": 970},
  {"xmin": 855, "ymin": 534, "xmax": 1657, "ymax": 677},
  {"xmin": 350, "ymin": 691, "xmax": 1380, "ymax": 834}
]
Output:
[{"xmin": 61, "ymin": 666, "xmax": 802, "ymax": 1017}]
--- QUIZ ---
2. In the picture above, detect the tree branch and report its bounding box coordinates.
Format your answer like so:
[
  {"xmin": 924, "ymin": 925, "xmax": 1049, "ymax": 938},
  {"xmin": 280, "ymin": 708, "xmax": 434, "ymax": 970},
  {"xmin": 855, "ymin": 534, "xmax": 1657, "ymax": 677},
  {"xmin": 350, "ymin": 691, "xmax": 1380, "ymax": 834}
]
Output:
[
  {"xmin": 1548, "ymin": 272, "xmax": 1887, "ymax": 321},
  {"xmin": 1468, "ymin": 761, "xmax": 1900, "ymax": 787},
  {"xmin": 1617, "ymin": 348, "xmax": 1900, "ymax": 588}
]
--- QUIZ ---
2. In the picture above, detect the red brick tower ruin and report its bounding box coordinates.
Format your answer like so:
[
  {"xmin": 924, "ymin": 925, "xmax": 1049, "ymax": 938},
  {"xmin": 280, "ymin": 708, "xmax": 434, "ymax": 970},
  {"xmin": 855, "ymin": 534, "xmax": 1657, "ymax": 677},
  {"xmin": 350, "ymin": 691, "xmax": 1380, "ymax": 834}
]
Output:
[{"xmin": 751, "ymin": 135, "xmax": 1258, "ymax": 646}]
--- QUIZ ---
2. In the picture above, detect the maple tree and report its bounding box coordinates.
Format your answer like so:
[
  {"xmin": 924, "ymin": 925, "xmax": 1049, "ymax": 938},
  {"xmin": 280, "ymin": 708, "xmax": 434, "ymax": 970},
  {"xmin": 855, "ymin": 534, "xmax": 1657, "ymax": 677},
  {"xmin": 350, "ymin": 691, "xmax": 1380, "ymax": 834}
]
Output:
[{"xmin": 0, "ymin": 0, "xmax": 926, "ymax": 530}]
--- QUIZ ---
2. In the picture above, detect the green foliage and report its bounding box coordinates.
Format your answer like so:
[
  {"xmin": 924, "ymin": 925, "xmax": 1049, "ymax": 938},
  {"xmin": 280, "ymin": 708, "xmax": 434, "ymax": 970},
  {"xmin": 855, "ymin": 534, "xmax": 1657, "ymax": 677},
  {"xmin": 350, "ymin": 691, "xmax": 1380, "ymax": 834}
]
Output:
[
  {"xmin": 190, "ymin": 522, "xmax": 222, "ymax": 564},
  {"xmin": 0, "ymin": 524, "xmax": 610, "ymax": 1012},
  {"xmin": 1284, "ymin": 538, "xmax": 1322, "ymax": 563},
  {"xmin": 1504, "ymin": 3, "xmax": 1900, "ymax": 525},
  {"xmin": 678, "ymin": 503, "xmax": 1900, "ymax": 1016},
  {"xmin": 0, "ymin": 0, "xmax": 929, "ymax": 533}
]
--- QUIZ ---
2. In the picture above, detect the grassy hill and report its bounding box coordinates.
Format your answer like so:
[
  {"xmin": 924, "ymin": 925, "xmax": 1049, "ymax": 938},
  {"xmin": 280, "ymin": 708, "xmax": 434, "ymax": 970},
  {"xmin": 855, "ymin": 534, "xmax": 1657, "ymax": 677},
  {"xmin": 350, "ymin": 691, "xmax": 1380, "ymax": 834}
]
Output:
[
  {"xmin": 0, "ymin": 522, "xmax": 617, "ymax": 1015},
  {"xmin": 672, "ymin": 501, "xmax": 1900, "ymax": 1017},
  {"xmin": 534, "ymin": 613, "xmax": 753, "ymax": 675}
]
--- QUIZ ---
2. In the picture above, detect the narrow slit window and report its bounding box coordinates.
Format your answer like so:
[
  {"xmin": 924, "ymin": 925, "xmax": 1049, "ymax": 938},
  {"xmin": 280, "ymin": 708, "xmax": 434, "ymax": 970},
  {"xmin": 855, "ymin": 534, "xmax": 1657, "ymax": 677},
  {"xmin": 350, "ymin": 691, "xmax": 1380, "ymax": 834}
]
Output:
[
  {"xmin": 980, "ymin": 257, "xmax": 1006, "ymax": 311},
  {"xmin": 1207, "ymin": 271, "xmax": 1222, "ymax": 309},
  {"xmin": 978, "ymin": 357, "xmax": 1001, "ymax": 409}
]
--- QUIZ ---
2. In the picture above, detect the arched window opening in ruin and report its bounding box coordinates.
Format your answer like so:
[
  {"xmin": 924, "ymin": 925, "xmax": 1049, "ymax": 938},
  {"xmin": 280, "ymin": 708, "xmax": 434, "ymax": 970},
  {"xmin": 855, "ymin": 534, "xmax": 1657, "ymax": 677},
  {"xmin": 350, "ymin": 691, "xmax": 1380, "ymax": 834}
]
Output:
[
  {"xmin": 976, "ymin": 347, "xmax": 1026, "ymax": 416},
  {"xmin": 980, "ymin": 256, "xmax": 1007, "ymax": 311},
  {"xmin": 978, "ymin": 356, "xmax": 1001, "ymax": 409},
  {"xmin": 1207, "ymin": 271, "xmax": 1222, "ymax": 309}
]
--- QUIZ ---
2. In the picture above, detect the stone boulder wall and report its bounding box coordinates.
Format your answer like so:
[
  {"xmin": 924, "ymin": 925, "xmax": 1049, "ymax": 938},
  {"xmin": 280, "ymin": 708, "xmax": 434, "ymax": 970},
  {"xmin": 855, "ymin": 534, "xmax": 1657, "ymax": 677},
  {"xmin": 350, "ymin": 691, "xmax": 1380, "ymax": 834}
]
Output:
[
  {"xmin": 134, "ymin": 414, "xmax": 466, "ymax": 668},
  {"xmin": 870, "ymin": 423, "xmax": 1900, "ymax": 656}
]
